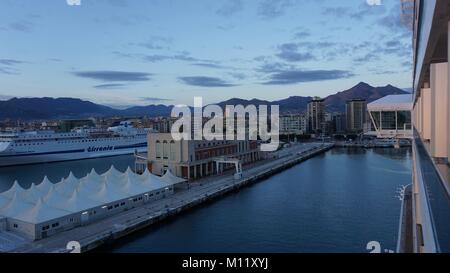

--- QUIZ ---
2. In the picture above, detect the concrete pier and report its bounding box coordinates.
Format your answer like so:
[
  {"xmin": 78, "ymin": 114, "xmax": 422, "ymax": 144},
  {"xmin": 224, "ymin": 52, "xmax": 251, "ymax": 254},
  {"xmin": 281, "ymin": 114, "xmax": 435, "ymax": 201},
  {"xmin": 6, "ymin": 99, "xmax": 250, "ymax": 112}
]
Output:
[{"xmin": 8, "ymin": 142, "xmax": 333, "ymax": 253}]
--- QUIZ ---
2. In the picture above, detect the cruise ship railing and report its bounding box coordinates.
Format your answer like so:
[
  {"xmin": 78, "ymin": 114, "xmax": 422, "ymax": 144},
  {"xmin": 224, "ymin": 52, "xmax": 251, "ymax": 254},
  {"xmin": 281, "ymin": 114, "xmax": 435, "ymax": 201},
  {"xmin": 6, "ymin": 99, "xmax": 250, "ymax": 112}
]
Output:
[{"xmin": 413, "ymin": 130, "xmax": 450, "ymax": 252}]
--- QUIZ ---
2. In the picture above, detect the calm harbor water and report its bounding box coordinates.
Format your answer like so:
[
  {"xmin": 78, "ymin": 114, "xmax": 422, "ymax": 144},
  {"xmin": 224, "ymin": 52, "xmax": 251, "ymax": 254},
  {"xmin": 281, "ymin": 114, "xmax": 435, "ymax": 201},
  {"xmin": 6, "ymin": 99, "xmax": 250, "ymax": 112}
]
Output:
[
  {"xmin": 0, "ymin": 148, "xmax": 412, "ymax": 253},
  {"xmin": 106, "ymin": 147, "xmax": 412, "ymax": 253}
]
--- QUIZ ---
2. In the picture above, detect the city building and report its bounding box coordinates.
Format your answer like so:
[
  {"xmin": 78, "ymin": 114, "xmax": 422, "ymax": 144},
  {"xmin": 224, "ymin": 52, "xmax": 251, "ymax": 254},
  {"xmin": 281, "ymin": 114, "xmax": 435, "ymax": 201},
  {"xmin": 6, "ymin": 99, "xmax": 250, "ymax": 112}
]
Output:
[
  {"xmin": 149, "ymin": 117, "xmax": 176, "ymax": 133},
  {"xmin": 397, "ymin": 0, "xmax": 450, "ymax": 253},
  {"xmin": 307, "ymin": 97, "xmax": 325, "ymax": 134},
  {"xmin": 58, "ymin": 119, "xmax": 95, "ymax": 132},
  {"xmin": 146, "ymin": 133, "xmax": 262, "ymax": 180},
  {"xmin": 367, "ymin": 95, "xmax": 413, "ymax": 139},
  {"xmin": 345, "ymin": 99, "xmax": 367, "ymax": 133},
  {"xmin": 332, "ymin": 113, "xmax": 346, "ymax": 134},
  {"xmin": 279, "ymin": 114, "xmax": 307, "ymax": 135},
  {"xmin": 0, "ymin": 167, "xmax": 185, "ymax": 241}
]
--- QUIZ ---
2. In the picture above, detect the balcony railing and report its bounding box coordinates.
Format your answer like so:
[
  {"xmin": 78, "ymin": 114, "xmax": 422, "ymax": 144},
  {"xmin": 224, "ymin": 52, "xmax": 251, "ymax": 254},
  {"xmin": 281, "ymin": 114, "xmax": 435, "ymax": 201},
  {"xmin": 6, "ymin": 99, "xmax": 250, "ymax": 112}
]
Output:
[{"xmin": 413, "ymin": 130, "xmax": 450, "ymax": 252}]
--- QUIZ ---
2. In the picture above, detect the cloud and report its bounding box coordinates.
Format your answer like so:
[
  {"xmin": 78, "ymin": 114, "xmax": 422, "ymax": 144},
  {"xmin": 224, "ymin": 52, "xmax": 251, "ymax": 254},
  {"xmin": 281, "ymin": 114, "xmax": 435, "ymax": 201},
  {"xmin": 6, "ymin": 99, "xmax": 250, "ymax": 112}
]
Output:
[
  {"xmin": 276, "ymin": 43, "xmax": 315, "ymax": 62},
  {"xmin": 257, "ymin": 0, "xmax": 295, "ymax": 20},
  {"xmin": 93, "ymin": 83, "xmax": 128, "ymax": 89},
  {"xmin": 350, "ymin": 3, "xmax": 386, "ymax": 21},
  {"xmin": 322, "ymin": 4, "xmax": 386, "ymax": 21},
  {"xmin": 293, "ymin": 30, "xmax": 311, "ymax": 40},
  {"xmin": 0, "ymin": 59, "xmax": 26, "ymax": 75},
  {"xmin": 140, "ymin": 97, "xmax": 174, "ymax": 103},
  {"xmin": 0, "ymin": 94, "xmax": 15, "ymax": 101},
  {"xmin": 93, "ymin": 15, "xmax": 151, "ymax": 26},
  {"xmin": 142, "ymin": 51, "xmax": 215, "ymax": 64},
  {"xmin": 353, "ymin": 53, "xmax": 380, "ymax": 63},
  {"xmin": 179, "ymin": 76, "xmax": 237, "ymax": 87},
  {"xmin": 216, "ymin": 0, "xmax": 244, "ymax": 17},
  {"xmin": 322, "ymin": 7, "xmax": 348, "ymax": 17},
  {"xmin": 191, "ymin": 63, "xmax": 233, "ymax": 70},
  {"xmin": 0, "ymin": 67, "xmax": 20, "ymax": 75},
  {"xmin": 0, "ymin": 59, "xmax": 25, "ymax": 65},
  {"xmin": 262, "ymin": 69, "xmax": 355, "ymax": 85},
  {"xmin": 129, "ymin": 35, "xmax": 172, "ymax": 50},
  {"xmin": 73, "ymin": 71, "xmax": 152, "ymax": 82},
  {"xmin": 112, "ymin": 50, "xmax": 221, "ymax": 67},
  {"xmin": 8, "ymin": 20, "xmax": 33, "ymax": 32},
  {"xmin": 228, "ymin": 72, "xmax": 246, "ymax": 80}
]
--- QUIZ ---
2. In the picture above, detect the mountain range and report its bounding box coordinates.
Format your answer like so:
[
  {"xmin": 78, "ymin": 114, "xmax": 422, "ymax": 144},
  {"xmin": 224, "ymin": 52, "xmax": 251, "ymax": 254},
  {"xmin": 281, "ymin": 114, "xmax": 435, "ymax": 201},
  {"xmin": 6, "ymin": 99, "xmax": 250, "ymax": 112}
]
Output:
[{"xmin": 0, "ymin": 82, "xmax": 409, "ymax": 120}]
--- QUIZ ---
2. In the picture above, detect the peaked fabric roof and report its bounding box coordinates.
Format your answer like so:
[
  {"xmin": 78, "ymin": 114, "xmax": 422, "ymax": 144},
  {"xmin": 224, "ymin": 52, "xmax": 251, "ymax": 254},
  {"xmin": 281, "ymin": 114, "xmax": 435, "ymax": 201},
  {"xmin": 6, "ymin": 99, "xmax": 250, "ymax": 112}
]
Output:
[
  {"xmin": 161, "ymin": 170, "xmax": 187, "ymax": 184},
  {"xmin": 0, "ymin": 166, "xmax": 186, "ymax": 224}
]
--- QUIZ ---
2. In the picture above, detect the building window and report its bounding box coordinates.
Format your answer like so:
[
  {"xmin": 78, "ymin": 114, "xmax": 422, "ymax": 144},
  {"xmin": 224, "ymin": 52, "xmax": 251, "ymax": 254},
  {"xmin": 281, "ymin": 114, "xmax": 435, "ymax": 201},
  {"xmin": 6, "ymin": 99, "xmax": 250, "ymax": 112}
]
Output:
[
  {"xmin": 381, "ymin": 111, "xmax": 397, "ymax": 130},
  {"xmin": 156, "ymin": 141, "xmax": 162, "ymax": 159},
  {"xmin": 163, "ymin": 141, "xmax": 169, "ymax": 159},
  {"xmin": 13, "ymin": 224, "xmax": 18, "ymax": 228},
  {"xmin": 370, "ymin": 111, "xmax": 381, "ymax": 130},
  {"xmin": 169, "ymin": 141, "xmax": 176, "ymax": 161},
  {"xmin": 397, "ymin": 111, "xmax": 411, "ymax": 130}
]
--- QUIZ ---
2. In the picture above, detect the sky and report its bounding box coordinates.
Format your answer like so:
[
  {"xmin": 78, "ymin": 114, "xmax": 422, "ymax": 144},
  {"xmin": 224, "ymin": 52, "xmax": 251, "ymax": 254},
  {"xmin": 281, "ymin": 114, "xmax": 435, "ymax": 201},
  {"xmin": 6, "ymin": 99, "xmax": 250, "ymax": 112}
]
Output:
[{"xmin": 0, "ymin": 0, "xmax": 412, "ymax": 108}]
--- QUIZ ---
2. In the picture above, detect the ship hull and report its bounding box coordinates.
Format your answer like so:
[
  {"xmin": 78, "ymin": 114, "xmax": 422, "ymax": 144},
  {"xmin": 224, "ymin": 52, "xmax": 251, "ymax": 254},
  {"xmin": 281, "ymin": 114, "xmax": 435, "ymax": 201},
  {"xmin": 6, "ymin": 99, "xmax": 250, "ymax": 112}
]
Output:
[{"xmin": 0, "ymin": 146, "xmax": 147, "ymax": 167}]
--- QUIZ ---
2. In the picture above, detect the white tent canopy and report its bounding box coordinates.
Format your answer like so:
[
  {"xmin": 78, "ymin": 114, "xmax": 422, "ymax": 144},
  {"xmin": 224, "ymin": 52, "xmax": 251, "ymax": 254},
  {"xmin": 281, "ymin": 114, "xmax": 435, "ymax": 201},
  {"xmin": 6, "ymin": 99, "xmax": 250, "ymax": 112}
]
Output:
[
  {"xmin": 0, "ymin": 166, "xmax": 186, "ymax": 224},
  {"xmin": 161, "ymin": 170, "xmax": 187, "ymax": 185}
]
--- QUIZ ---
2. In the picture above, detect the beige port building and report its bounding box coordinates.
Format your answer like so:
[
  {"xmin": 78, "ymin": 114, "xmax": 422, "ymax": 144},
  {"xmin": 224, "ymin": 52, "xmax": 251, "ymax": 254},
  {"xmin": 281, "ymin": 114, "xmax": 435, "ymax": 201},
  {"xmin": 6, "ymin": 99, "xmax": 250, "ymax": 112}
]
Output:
[{"xmin": 146, "ymin": 133, "xmax": 262, "ymax": 180}]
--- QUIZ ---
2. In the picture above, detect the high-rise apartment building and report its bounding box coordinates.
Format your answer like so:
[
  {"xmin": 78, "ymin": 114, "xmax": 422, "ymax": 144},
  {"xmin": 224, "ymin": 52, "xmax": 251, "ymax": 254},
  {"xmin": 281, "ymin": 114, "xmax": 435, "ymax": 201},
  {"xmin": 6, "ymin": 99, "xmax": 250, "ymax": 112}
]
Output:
[
  {"xmin": 307, "ymin": 97, "xmax": 325, "ymax": 134},
  {"xmin": 345, "ymin": 99, "xmax": 367, "ymax": 133},
  {"xmin": 280, "ymin": 114, "xmax": 307, "ymax": 134}
]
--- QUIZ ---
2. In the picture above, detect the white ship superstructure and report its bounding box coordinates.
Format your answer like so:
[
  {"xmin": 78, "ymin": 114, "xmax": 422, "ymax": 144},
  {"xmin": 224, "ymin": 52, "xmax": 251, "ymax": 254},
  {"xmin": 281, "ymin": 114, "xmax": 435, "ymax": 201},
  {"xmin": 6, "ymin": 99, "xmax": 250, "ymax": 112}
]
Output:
[{"xmin": 0, "ymin": 121, "xmax": 152, "ymax": 167}]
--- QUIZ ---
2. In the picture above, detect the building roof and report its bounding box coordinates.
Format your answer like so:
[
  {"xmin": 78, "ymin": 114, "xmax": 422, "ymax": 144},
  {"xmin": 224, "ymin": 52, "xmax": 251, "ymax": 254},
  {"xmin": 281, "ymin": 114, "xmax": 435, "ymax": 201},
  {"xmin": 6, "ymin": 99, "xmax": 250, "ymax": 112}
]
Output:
[
  {"xmin": 0, "ymin": 166, "xmax": 186, "ymax": 224},
  {"xmin": 367, "ymin": 94, "xmax": 413, "ymax": 111}
]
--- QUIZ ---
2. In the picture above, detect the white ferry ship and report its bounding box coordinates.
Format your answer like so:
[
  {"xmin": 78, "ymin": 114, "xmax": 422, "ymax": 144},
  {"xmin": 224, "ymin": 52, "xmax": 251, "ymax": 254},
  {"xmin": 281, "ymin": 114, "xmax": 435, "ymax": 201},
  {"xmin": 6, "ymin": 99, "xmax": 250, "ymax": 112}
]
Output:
[{"xmin": 0, "ymin": 121, "xmax": 152, "ymax": 167}]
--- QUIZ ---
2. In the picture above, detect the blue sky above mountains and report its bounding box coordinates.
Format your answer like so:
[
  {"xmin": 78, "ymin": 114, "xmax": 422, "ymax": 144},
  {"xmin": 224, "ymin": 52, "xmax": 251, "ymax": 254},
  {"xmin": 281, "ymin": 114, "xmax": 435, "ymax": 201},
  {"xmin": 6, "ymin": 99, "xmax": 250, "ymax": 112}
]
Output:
[{"xmin": 0, "ymin": 0, "xmax": 412, "ymax": 108}]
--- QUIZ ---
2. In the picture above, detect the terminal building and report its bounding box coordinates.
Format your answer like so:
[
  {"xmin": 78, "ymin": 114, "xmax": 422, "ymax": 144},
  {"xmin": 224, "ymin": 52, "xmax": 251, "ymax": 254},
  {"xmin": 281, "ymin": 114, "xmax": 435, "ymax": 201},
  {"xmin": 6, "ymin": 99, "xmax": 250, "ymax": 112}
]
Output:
[
  {"xmin": 0, "ymin": 167, "xmax": 185, "ymax": 241},
  {"xmin": 145, "ymin": 133, "xmax": 262, "ymax": 180},
  {"xmin": 367, "ymin": 94, "xmax": 413, "ymax": 139}
]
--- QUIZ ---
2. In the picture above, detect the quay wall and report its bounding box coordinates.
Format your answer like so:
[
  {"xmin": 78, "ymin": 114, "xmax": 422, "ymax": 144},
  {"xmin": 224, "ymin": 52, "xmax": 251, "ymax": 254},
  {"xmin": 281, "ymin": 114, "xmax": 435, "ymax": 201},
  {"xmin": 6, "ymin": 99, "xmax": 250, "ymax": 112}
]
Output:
[{"xmin": 65, "ymin": 144, "xmax": 335, "ymax": 253}]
